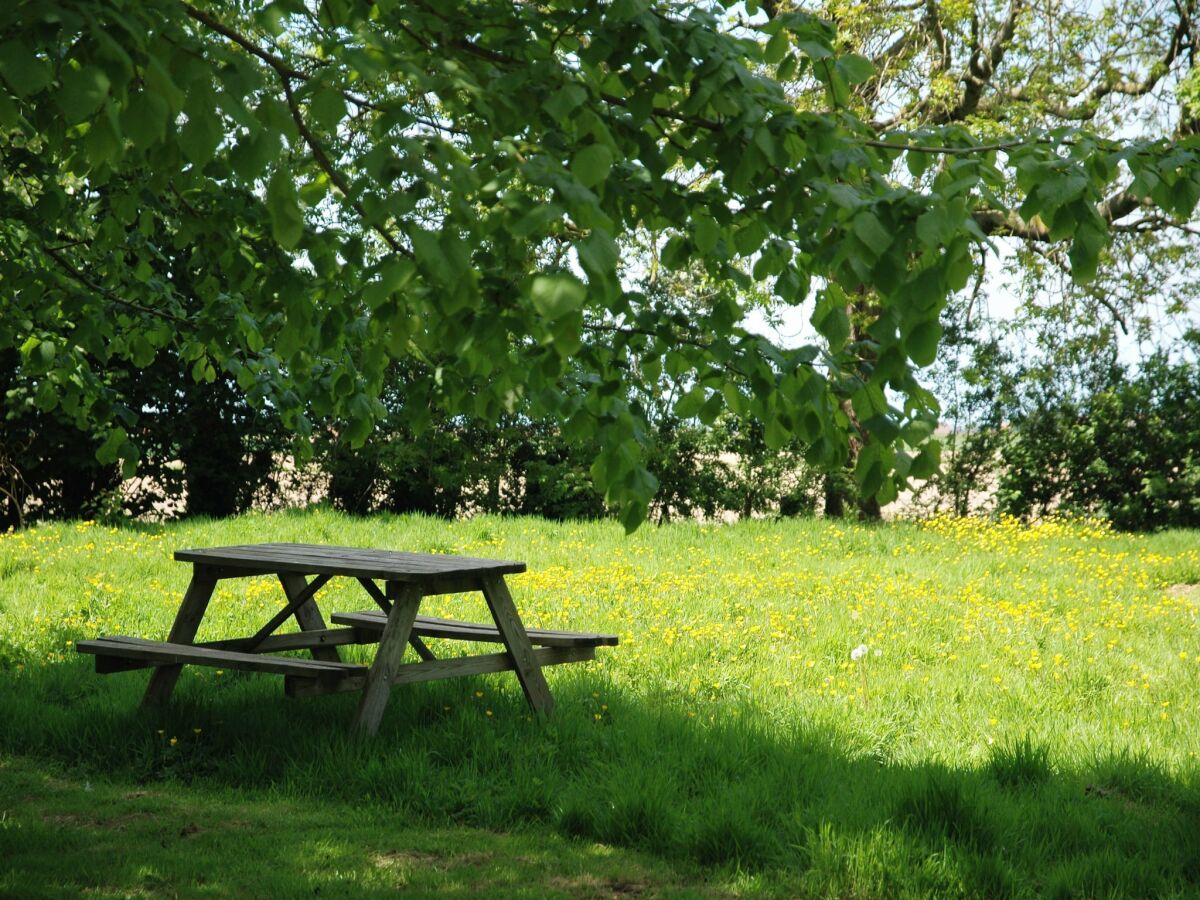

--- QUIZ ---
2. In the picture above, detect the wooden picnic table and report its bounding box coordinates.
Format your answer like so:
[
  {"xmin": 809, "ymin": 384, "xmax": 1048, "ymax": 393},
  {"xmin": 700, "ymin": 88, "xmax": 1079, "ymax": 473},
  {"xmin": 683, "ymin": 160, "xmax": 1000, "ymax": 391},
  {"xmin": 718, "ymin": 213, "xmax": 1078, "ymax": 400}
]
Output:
[{"xmin": 76, "ymin": 543, "xmax": 617, "ymax": 735}]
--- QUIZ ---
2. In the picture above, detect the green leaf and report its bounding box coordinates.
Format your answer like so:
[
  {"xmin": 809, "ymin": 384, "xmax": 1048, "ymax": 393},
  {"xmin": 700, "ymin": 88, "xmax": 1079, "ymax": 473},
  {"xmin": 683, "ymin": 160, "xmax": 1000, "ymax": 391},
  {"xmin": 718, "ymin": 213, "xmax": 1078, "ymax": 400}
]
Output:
[
  {"xmin": 144, "ymin": 55, "xmax": 185, "ymax": 113},
  {"xmin": 529, "ymin": 274, "xmax": 586, "ymax": 319},
  {"xmin": 693, "ymin": 215, "xmax": 720, "ymax": 254},
  {"xmin": 96, "ymin": 426, "xmax": 128, "ymax": 465},
  {"xmin": 0, "ymin": 40, "xmax": 51, "ymax": 98},
  {"xmin": 572, "ymin": 144, "xmax": 613, "ymax": 188},
  {"xmin": 410, "ymin": 228, "xmax": 455, "ymax": 284},
  {"xmin": 825, "ymin": 65, "xmax": 850, "ymax": 107},
  {"xmin": 0, "ymin": 90, "xmax": 18, "ymax": 128},
  {"xmin": 916, "ymin": 206, "xmax": 954, "ymax": 248},
  {"xmin": 795, "ymin": 40, "xmax": 833, "ymax": 61},
  {"xmin": 1068, "ymin": 223, "xmax": 1107, "ymax": 283},
  {"xmin": 57, "ymin": 65, "xmax": 111, "ymax": 124},
  {"xmin": 909, "ymin": 442, "xmax": 941, "ymax": 479},
  {"xmin": 266, "ymin": 165, "xmax": 305, "ymax": 250},
  {"xmin": 119, "ymin": 440, "xmax": 140, "ymax": 479},
  {"xmin": 309, "ymin": 87, "xmax": 346, "ymax": 132},
  {"xmin": 905, "ymin": 320, "xmax": 942, "ymax": 367},
  {"xmin": 577, "ymin": 229, "xmax": 617, "ymax": 276},
  {"xmin": 852, "ymin": 211, "xmax": 892, "ymax": 252},
  {"xmin": 121, "ymin": 91, "xmax": 169, "ymax": 149},
  {"xmin": 733, "ymin": 220, "xmax": 766, "ymax": 256},
  {"xmin": 906, "ymin": 151, "xmax": 931, "ymax": 179},
  {"xmin": 544, "ymin": 83, "xmax": 587, "ymax": 123},
  {"xmin": 836, "ymin": 53, "xmax": 874, "ymax": 85},
  {"xmin": 862, "ymin": 413, "xmax": 900, "ymax": 445},
  {"xmin": 764, "ymin": 30, "xmax": 789, "ymax": 65},
  {"xmin": 181, "ymin": 108, "xmax": 224, "ymax": 167},
  {"xmin": 620, "ymin": 499, "xmax": 647, "ymax": 534},
  {"xmin": 812, "ymin": 287, "xmax": 850, "ymax": 347}
]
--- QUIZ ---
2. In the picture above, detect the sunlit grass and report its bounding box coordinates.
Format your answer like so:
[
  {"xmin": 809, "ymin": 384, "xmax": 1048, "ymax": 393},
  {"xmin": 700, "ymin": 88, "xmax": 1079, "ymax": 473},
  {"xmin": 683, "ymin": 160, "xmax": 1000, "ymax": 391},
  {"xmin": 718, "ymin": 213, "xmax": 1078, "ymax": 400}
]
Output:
[{"xmin": 1, "ymin": 509, "xmax": 1198, "ymax": 896}]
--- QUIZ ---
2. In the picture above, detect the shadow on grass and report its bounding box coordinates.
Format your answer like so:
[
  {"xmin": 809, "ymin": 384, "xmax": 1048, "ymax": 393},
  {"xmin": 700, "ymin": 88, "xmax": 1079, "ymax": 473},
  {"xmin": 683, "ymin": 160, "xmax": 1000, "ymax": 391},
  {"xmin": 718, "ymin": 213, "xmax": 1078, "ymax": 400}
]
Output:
[{"xmin": 2, "ymin": 658, "xmax": 1199, "ymax": 897}]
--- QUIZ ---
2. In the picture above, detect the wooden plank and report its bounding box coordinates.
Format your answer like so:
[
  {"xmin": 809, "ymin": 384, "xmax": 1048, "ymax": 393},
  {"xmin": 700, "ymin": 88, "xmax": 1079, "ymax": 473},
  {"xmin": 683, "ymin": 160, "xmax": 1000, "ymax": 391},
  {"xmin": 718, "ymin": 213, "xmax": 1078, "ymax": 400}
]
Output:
[
  {"xmin": 285, "ymin": 646, "xmax": 596, "ymax": 698},
  {"xmin": 80, "ymin": 636, "xmax": 365, "ymax": 678},
  {"xmin": 173, "ymin": 543, "xmax": 526, "ymax": 582},
  {"xmin": 331, "ymin": 611, "xmax": 619, "ymax": 648},
  {"xmin": 480, "ymin": 574, "xmax": 554, "ymax": 716},
  {"xmin": 356, "ymin": 577, "xmax": 391, "ymax": 613},
  {"xmin": 90, "ymin": 628, "xmax": 379, "ymax": 672},
  {"xmin": 141, "ymin": 567, "xmax": 218, "ymax": 707},
  {"xmin": 96, "ymin": 629, "xmax": 377, "ymax": 674},
  {"xmin": 279, "ymin": 572, "xmax": 341, "ymax": 663},
  {"xmin": 408, "ymin": 634, "xmax": 437, "ymax": 661},
  {"xmin": 352, "ymin": 581, "xmax": 423, "ymax": 736},
  {"xmin": 207, "ymin": 627, "xmax": 377, "ymax": 653},
  {"xmin": 244, "ymin": 573, "xmax": 333, "ymax": 651},
  {"xmin": 409, "ymin": 613, "xmax": 619, "ymax": 647}
]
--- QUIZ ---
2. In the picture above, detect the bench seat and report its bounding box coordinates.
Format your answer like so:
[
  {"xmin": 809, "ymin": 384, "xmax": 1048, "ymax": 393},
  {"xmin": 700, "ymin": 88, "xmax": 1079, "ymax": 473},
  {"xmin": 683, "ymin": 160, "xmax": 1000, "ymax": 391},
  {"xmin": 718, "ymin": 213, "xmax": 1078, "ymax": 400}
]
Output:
[
  {"xmin": 76, "ymin": 635, "xmax": 367, "ymax": 678},
  {"xmin": 331, "ymin": 610, "xmax": 619, "ymax": 648}
]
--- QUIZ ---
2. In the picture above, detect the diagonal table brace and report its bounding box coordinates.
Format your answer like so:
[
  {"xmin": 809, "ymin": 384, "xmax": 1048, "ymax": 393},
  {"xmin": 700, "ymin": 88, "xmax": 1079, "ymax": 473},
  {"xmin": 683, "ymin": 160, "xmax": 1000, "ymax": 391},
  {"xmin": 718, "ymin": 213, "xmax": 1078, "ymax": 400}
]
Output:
[
  {"xmin": 279, "ymin": 573, "xmax": 342, "ymax": 662},
  {"xmin": 358, "ymin": 576, "xmax": 433, "ymax": 659},
  {"xmin": 357, "ymin": 577, "xmax": 391, "ymax": 613},
  {"xmin": 245, "ymin": 573, "xmax": 333, "ymax": 651}
]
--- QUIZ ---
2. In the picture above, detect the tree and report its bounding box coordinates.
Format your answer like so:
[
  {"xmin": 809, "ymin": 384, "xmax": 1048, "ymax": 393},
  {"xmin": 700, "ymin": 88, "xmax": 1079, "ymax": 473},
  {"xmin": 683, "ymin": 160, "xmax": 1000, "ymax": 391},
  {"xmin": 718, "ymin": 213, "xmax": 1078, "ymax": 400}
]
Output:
[
  {"xmin": 2, "ymin": 0, "xmax": 1198, "ymax": 529},
  {"xmin": 759, "ymin": 0, "xmax": 1200, "ymax": 516}
]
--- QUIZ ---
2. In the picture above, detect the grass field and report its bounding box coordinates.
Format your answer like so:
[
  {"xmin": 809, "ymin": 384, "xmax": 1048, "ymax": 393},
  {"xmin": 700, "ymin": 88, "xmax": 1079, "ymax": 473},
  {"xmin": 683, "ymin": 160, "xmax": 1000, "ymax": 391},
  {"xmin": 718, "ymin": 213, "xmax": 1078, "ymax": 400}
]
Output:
[{"xmin": 1, "ymin": 509, "xmax": 1198, "ymax": 897}]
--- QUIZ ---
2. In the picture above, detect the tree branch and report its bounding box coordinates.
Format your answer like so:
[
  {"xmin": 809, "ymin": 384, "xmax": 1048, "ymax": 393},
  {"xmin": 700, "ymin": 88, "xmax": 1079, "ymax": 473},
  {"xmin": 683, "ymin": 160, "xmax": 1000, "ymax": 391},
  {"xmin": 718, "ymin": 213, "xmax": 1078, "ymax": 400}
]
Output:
[
  {"xmin": 936, "ymin": 0, "xmax": 1024, "ymax": 123},
  {"xmin": 183, "ymin": 3, "xmax": 411, "ymax": 258},
  {"xmin": 1029, "ymin": 243, "xmax": 1129, "ymax": 333},
  {"xmin": 43, "ymin": 245, "xmax": 192, "ymax": 325}
]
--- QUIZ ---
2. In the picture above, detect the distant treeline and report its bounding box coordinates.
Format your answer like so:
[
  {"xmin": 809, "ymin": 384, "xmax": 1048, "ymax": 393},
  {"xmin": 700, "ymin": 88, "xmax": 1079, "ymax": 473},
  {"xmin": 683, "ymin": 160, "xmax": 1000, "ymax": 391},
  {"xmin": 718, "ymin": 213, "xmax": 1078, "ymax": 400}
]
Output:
[{"xmin": 3, "ymin": 349, "xmax": 1198, "ymax": 531}]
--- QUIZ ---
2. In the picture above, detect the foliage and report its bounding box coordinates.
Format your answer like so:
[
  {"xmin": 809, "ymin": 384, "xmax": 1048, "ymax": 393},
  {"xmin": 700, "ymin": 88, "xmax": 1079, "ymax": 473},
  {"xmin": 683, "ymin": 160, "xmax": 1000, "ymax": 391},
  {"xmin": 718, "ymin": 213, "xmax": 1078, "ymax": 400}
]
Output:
[
  {"xmin": 783, "ymin": 0, "xmax": 1200, "ymax": 517},
  {"xmin": 319, "ymin": 361, "xmax": 605, "ymax": 520},
  {"xmin": 124, "ymin": 358, "xmax": 291, "ymax": 519},
  {"xmin": 0, "ymin": 350, "xmax": 119, "ymax": 529},
  {"xmin": 917, "ymin": 316, "xmax": 1200, "ymax": 531},
  {"xmin": 995, "ymin": 348, "xmax": 1200, "ymax": 530},
  {"xmin": 3, "ymin": 1, "xmax": 1198, "ymax": 527}
]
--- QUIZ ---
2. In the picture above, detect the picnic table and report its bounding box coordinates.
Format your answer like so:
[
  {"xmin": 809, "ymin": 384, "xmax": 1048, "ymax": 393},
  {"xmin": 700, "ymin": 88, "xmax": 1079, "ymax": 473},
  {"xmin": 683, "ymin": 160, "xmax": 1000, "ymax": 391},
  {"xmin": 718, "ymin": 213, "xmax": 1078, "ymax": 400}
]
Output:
[{"xmin": 76, "ymin": 543, "xmax": 617, "ymax": 735}]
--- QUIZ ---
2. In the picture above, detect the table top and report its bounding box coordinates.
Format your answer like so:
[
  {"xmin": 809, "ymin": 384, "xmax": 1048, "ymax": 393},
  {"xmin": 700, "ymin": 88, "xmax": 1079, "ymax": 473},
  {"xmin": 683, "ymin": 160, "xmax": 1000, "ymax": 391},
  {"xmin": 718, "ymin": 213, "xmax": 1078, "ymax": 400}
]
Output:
[{"xmin": 175, "ymin": 543, "xmax": 527, "ymax": 582}]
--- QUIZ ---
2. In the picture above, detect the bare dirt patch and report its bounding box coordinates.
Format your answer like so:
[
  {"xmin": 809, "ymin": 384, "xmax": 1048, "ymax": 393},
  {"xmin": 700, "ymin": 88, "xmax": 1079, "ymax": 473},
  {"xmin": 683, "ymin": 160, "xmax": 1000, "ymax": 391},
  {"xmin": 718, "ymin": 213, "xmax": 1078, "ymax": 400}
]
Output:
[
  {"xmin": 546, "ymin": 875, "xmax": 650, "ymax": 897},
  {"xmin": 1167, "ymin": 584, "xmax": 1200, "ymax": 605},
  {"xmin": 42, "ymin": 811, "xmax": 158, "ymax": 831}
]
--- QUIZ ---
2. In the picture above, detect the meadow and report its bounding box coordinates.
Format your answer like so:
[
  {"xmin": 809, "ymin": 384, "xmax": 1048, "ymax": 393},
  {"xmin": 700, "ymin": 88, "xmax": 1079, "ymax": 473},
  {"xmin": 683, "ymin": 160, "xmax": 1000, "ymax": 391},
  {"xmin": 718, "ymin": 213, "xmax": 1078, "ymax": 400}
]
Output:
[{"xmin": 1, "ymin": 509, "xmax": 1198, "ymax": 897}]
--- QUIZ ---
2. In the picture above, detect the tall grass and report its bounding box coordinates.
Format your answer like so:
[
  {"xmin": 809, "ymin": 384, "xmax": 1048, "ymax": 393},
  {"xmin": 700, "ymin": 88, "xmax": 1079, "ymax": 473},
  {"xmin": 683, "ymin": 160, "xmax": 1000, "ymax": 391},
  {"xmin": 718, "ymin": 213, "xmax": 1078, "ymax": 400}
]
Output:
[{"xmin": 1, "ymin": 509, "xmax": 1198, "ymax": 896}]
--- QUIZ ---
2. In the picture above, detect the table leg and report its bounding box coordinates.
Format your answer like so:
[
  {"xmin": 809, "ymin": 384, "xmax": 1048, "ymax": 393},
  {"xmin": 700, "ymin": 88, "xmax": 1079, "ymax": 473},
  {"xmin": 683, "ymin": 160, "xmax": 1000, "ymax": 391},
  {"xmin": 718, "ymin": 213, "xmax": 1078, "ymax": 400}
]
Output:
[
  {"xmin": 480, "ymin": 574, "xmax": 554, "ymax": 716},
  {"xmin": 353, "ymin": 581, "xmax": 422, "ymax": 736},
  {"xmin": 279, "ymin": 573, "xmax": 341, "ymax": 662},
  {"xmin": 142, "ymin": 567, "xmax": 218, "ymax": 707}
]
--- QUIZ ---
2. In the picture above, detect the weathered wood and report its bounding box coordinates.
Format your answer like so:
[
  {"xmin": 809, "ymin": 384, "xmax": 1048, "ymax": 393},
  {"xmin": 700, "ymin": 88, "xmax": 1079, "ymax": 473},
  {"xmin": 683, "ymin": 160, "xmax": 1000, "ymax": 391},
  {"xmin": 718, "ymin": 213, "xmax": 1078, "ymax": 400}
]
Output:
[
  {"xmin": 356, "ymin": 577, "xmax": 391, "ymax": 612},
  {"xmin": 245, "ymin": 573, "xmax": 333, "ymax": 651},
  {"xmin": 174, "ymin": 543, "xmax": 525, "ymax": 583},
  {"xmin": 91, "ymin": 627, "xmax": 379, "ymax": 672},
  {"xmin": 352, "ymin": 581, "xmax": 423, "ymax": 736},
  {"xmin": 331, "ymin": 610, "xmax": 619, "ymax": 648},
  {"xmin": 141, "ymin": 567, "xmax": 218, "ymax": 707},
  {"xmin": 279, "ymin": 572, "xmax": 341, "ymax": 663},
  {"xmin": 81, "ymin": 636, "xmax": 366, "ymax": 678},
  {"xmin": 480, "ymin": 574, "xmax": 554, "ymax": 716},
  {"xmin": 285, "ymin": 645, "xmax": 596, "ymax": 698},
  {"xmin": 408, "ymin": 634, "xmax": 437, "ymax": 661}
]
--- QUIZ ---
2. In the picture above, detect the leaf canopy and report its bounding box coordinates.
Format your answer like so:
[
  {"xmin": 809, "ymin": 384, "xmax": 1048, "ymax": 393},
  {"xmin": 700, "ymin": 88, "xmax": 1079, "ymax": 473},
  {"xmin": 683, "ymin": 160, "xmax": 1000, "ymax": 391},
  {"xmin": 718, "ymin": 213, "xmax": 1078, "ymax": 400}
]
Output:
[{"xmin": 0, "ymin": 0, "xmax": 1197, "ymax": 528}]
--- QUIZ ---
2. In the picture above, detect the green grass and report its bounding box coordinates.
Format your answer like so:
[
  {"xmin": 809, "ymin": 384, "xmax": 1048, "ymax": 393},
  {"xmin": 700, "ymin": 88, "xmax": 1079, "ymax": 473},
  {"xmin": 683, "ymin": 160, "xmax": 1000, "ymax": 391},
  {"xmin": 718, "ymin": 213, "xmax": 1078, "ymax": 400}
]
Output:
[{"xmin": 1, "ymin": 509, "xmax": 1199, "ymax": 896}]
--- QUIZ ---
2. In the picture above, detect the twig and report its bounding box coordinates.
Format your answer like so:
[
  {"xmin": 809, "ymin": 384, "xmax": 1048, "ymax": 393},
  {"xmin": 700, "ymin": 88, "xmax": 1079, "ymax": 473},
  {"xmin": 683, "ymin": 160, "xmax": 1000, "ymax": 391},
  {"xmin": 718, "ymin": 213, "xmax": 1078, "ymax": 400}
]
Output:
[{"xmin": 43, "ymin": 245, "xmax": 192, "ymax": 325}]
